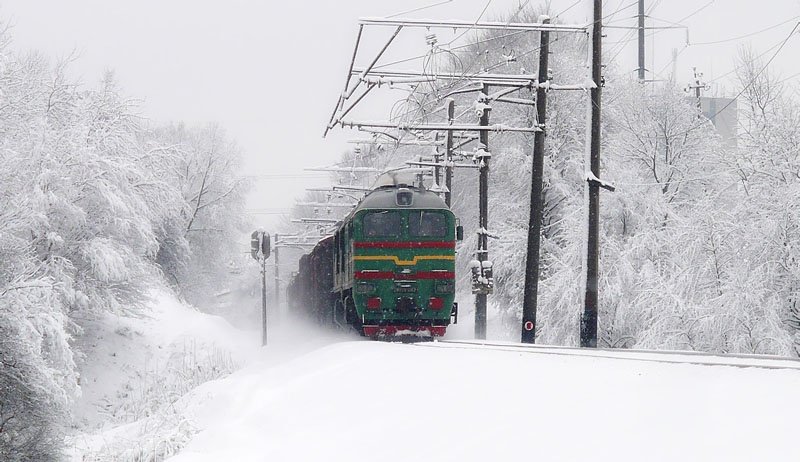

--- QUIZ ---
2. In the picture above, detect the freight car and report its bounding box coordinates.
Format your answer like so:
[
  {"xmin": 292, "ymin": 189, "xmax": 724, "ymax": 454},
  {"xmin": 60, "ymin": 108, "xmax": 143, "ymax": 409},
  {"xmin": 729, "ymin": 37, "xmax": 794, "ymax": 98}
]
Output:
[{"xmin": 289, "ymin": 179, "xmax": 461, "ymax": 338}]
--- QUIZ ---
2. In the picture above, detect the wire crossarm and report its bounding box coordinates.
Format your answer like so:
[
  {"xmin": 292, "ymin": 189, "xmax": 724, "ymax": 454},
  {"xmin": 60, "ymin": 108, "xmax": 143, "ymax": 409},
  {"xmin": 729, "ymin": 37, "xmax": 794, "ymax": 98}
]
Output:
[
  {"xmin": 358, "ymin": 16, "xmax": 588, "ymax": 33},
  {"xmin": 340, "ymin": 120, "xmax": 541, "ymax": 133}
]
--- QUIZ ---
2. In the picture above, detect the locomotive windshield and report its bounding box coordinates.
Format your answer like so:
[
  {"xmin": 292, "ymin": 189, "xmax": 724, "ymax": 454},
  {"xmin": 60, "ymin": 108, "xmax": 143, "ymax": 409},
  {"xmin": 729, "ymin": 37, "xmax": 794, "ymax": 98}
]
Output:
[
  {"xmin": 409, "ymin": 211, "xmax": 447, "ymax": 238},
  {"xmin": 363, "ymin": 210, "xmax": 402, "ymax": 237}
]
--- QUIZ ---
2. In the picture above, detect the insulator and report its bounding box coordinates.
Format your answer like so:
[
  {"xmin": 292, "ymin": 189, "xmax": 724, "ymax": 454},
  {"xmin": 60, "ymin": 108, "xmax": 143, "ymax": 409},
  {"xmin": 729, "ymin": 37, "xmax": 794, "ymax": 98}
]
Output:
[{"xmin": 425, "ymin": 33, "xmax": 438, "ymax": 47}]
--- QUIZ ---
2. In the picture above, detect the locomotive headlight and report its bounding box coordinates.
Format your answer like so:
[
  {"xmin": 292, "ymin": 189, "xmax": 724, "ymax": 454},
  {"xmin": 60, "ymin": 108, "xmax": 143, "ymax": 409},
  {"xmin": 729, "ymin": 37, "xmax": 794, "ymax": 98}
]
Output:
[
  {"xmin": 356, "ymin": 282, "xmax": 377, "ymax": 294},
  {"xmin": 366, "ymin": 297, "xmax": 382, "ymax": 310},
  {"xmin": 428, "ymin": 297, "xmax": 445, "ymax": 310},
  {"xmin": 396, "ymin": 189, "xmax": 413, "ymax": 206}
]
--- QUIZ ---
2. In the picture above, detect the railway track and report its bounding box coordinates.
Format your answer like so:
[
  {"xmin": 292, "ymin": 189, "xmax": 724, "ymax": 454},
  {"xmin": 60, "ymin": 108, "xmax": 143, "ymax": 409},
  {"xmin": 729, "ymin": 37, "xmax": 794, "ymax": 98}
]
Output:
[{"xmin": 415, "ymin": 339, "xmax": 800, "ymax": 371}]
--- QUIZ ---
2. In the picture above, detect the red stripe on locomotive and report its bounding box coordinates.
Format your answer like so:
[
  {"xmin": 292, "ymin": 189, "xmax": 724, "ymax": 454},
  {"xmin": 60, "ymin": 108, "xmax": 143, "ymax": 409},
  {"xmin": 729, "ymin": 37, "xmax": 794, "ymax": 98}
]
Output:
[
  {"xmin": 354, "ymin": 241, "xmax": 455, "ymax": 249},
  {"xmin": 354, "ymin": 271, "xmax": 455, "ymax": 280}
]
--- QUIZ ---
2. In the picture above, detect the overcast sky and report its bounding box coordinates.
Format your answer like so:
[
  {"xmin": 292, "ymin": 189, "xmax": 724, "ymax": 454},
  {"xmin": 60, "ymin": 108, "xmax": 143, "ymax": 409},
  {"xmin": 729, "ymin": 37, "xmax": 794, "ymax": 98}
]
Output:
[{"xmin": 2, "ymin": 0, "xmax": 799, "ymax": 229}]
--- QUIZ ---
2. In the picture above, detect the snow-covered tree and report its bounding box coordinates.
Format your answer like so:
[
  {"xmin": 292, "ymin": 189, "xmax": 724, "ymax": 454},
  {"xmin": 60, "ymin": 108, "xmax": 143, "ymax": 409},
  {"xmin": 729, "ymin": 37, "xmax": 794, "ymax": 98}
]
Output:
[
  {"xmin": 149, "ymin": 123, "xmax": 250, "ymax": 307},
  {"xmin": 0, "ymin": 20, "xmax": 252, "ymax": 457}
]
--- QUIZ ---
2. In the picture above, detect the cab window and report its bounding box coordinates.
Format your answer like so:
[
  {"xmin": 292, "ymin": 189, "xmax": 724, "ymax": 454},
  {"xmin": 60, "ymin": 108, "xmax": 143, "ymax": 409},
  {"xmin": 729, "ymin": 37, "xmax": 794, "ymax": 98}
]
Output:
[
  {"xmin": 363, "ymin": 211, "xmax": 402, "ymax": 238},
  {"xmin": 409, "ymin": 211, "xmax": 447, "ymax": 238}
]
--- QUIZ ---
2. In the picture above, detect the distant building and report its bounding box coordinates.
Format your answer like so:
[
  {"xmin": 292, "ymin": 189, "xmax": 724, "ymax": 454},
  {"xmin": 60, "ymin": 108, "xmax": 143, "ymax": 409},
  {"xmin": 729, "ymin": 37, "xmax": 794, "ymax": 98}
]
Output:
[{"xmin": 699, "ymin": 96, "xmax": 738, "ymax": 147}]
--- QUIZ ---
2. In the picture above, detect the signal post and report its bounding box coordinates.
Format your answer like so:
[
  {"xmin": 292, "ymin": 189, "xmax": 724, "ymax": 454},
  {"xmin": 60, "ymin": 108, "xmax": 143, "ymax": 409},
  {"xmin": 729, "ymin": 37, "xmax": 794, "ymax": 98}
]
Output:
[{"xmin": 250, "ymin": 230, "xmax": 271, "ymax": 346}]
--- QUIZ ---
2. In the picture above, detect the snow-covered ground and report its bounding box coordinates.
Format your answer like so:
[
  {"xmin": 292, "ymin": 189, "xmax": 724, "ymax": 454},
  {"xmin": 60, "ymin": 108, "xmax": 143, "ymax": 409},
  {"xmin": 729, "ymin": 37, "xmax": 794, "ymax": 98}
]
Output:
[
  {"xmin": 68, "ymin": 293, "xmax": 800, "ymax": 462},
  {"xmin": 66, "ymin": 291, "xmax": 261, "ymax": 460},
  {"xmin": 166, "ymin": 334, "xmax": 800, "ymax": 462}
]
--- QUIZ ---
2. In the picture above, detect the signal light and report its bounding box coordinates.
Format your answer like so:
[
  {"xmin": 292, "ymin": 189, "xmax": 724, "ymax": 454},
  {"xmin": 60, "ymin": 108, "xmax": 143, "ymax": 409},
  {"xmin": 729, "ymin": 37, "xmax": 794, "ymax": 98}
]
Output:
[
  {"xmin": 366, "ymin": 297, "xmax": 382, "ymax": 310},
  {"xmin": 429, "ymin": 297, "xmax": 444, "ymax": 310}
]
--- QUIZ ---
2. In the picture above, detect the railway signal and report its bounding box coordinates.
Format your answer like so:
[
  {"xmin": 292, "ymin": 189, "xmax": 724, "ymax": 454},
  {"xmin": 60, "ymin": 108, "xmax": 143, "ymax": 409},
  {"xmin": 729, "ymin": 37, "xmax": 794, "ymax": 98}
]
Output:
[{"xmin": 250, "ymin": 230, "xmax": 271, "ymax": 346}]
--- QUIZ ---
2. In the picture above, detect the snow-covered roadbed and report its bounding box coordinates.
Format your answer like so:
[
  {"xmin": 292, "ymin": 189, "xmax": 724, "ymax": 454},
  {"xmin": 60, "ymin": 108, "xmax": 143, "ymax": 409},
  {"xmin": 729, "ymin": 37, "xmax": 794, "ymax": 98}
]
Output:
[{"xmin": 167, "ymin": 339, "xmax": 800, "ymax": 462}]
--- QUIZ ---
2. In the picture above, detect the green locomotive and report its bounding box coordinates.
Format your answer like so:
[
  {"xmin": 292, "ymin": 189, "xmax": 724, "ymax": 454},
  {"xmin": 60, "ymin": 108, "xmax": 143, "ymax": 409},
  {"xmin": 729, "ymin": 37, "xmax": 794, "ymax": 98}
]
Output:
[{"xmin": 289, "ymin": 178, "xmax": 461, "ymax": 338}]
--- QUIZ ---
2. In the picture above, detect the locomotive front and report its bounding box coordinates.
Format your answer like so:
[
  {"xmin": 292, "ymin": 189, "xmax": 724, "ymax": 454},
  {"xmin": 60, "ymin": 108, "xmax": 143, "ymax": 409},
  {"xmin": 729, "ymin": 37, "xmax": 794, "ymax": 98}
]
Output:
[{"xmin": 332, "ymin": 184, "xmax": 459, "ymax": 338}]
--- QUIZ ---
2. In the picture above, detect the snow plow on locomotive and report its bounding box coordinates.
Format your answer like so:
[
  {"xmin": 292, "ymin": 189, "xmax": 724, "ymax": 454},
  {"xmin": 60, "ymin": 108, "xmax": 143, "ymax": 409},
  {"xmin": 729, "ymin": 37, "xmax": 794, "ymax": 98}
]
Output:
[{"xmin": 288, "ymin": 181, "xmax": 461, "ymax": 338}]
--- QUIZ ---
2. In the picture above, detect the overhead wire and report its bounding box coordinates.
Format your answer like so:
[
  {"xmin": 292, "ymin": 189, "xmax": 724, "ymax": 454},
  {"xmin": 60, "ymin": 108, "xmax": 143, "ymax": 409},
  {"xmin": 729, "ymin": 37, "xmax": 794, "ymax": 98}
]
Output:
[
  {"xmin": 602, "ymin": 1, "xmax": 640, "ymax": 21},
  {"xmin": 389, "ymin": 0, "xmax": 557, "ymax": 127},
  {"xmin": 346, "ymin": 0, "xmax": 594, "ymax": 169},
  {"xmin": 607, "ymin": 0, "xmax": 719, "ymax": 81},
  {"xmin": 444, "ymin": 0, "xmax": 494, "ymax": 47},
  {"xmin": 703, "ymin": 22, "xmax": 800, "ymax": 121},
  {"xmin": 692, "ymin": 15, "xmax": 800, "ymax": 46},
  {"xmin": 629, "ymin": 6, "xmax": 794, "ymax": 57},
  {"xmin": 642, "ymin": 0, "xmax": 712, "ymax": 41},
  {"xmin": 384, "ymin": 0, "xmax": 619, "ymax": 137},
  {"xmin": 605, "ymin": 0, "xmax": 660, "ymax": 65},
  {"xmin": 610, "ymin": 22, "xmax": 800, "ymax": 145},
  {"xmin": 386, "ymin": 0, "xmax": 454, "ymax": 19},
  {"xmin": 673, "ymin": 0, "xmax": 714, "ymax": 26},
  {"xmin": 619, "ymin": 0, "xmax": 713, "ymax": 80},
  {"xmin": 374, "ymin": 29, "xmax": 530, "ymax": 70},
  {"xmin": 359, "ymin": 1, "xmax": 494, "ymax": 161},
  {"xmin": 776, "ymin": 68, "xmax": 800, "ymax": 85},
  {"xmin": 377, "ymin": 36, "xmax": 565, "ymax": 170},
  {"xmin": 378, "ymin": 0, "xmax": 529, "ymax": 134},
  {"xmin": 704, "ymin": 28, "xmax": 795, "ymax": 85},
  {"xmin": 612, "ymin": 166, "xmax": 745, "ymax": 187},
  {"xmin": 554, "ymin": 0, "xmax": 582, "ymax": 19},
  {"xmin": 373, "ymin": 0, "xmax": 590, "ymax": 73}
]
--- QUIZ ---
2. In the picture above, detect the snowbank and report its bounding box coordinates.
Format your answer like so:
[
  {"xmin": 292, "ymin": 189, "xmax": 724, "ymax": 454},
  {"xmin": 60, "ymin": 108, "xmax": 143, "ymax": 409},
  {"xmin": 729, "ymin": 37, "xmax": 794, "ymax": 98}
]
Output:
[{"xmin": 67, "ymin": 290, "xmax": 259, "ymax": 460}]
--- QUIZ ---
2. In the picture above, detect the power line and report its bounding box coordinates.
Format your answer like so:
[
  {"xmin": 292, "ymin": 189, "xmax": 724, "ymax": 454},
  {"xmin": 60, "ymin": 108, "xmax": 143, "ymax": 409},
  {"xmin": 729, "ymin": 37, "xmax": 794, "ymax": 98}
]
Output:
[
  {"xmin": 674, "ymin": 0, "xmax": 714, "ymax": 25},
  {"xmin": 612, "ymin": 167, "xmax": 744, "ymax": 187},
  {"xmin": 705, "ymin": 28, "xmax": 795, "ymax": 84},
  {"xmin": 374, "ymin": 29, "xmax": 530, "ymax": 70},
  {"xmin": 776, "ymin": 68, "xmax": 800, "ymax": 85},
  {"xmin": 692, "ymin": 15, "xmax": 800, "ymax": 46},
  {"xmin": 554, "ymin": 0, "xmax": 582, "ymax": 19},
  {"xmin": 636, "ymin": 0, "xmax": 711, "ymax": 41},
  {"xmin": 603, "ymin": 1, "xmax": 640, "ymax": 22},
  {"xmin": 605, "ymin": 0, "xmax": 660, "ymax": 64},
  {"xmin": 384, "ymin": 34, "xmax": 565, "ymax": 128},
  {"xmin": 650, "ymin": 17, "xmax": 799, "ymax": 84},
  {"xmin": 616, "ymin": 22, "xmax": 800, "ymax": 145},
  {"xmin": 444, "ymin": 0, "xmax": 494, "ymax": 47},
  {"xmin": 244, "ymin": 174, "xmax": 330, "ymax": 180},
  {"xmin": 704, "ymin": 22, "xmax": 800, "ymax": 121},
  {"xmin": 386, "ymin": 0, "xmax": 454, "ymax": 19}
]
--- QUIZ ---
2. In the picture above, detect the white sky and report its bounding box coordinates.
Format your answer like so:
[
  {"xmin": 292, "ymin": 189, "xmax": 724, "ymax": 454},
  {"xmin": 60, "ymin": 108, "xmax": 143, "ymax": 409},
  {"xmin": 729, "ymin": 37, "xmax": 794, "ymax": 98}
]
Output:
[{"xmin": 3, "ymin": 0, "xmax": 800, "ymax": 229}]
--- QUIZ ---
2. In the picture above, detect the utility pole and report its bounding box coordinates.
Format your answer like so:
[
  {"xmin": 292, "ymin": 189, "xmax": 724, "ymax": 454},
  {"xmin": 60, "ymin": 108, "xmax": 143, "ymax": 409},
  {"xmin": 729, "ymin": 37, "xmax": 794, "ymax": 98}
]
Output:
[
  {"xmin": 475, "ymin": 83, "xmax": 491, "ymax": 340},
  {"xmin": 582, "ymin": 0, "xmax": 603, "ymax": 348},
  {"xmin": 638, "ymin": 0, "xmax": 645, "ymax": 81},
  {"xmin": 687, "ymin": 67, "xmax": 709, "ymax": 114},
  {"xmin": 433, "ymin": 132, "xmax": 442, "ymax": 190},
  {"xmin": 273, "ymin": 232, "xmax": 280, "ymax": 324},
  {"xmin": 521, "ymin": 15, "xmax": 550, "ymax": 344},
  {"xmin": 445, "ymin": 98, "xmax": 455, "ymax": 207}
]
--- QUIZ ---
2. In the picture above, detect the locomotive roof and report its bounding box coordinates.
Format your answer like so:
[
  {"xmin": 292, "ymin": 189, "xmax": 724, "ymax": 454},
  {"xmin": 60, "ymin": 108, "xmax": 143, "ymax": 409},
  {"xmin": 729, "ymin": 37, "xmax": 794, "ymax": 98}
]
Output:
[{"xmin": 354, "ymin": 185, "xmax": 450, "ymax": 212}]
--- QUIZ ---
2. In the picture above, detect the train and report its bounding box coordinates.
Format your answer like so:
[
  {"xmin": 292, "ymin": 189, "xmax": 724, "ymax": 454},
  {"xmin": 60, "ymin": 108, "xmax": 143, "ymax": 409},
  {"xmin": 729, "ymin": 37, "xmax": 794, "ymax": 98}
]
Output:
[{"xmin": 287, "ymin": 174, "xmax": 462, "ymax": 338}]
